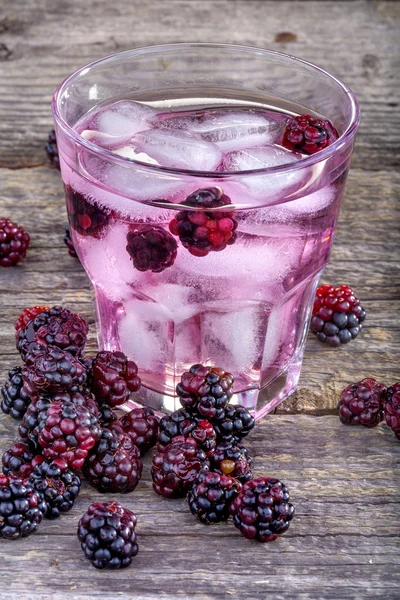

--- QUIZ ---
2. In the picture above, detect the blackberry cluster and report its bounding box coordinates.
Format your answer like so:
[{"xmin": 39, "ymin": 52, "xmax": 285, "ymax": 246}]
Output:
[
  {"xmin": 29, "ymin": 458, "xmax": 81, "ymax": 519},
  {"xmin": 212, "ymin": 404, "xmax": 255, "ymax": 444},
  {"xmin": 1, "ymin": 366, "xmax": 31, "ymax": 420},
  {"xmin": 118, "ymin": 407, "xmax": 159, "ymax": 455},
  {"xmin": 188, "ymin": 470, "xmax": 242, "ymax": 524},
  {"xmin": 0, "ymin": 217, "xmax": 30, "ymax": 267},
  {"xmin": 89, "ymin": 351, "xmax": 141, "ymax": 407},
  {"xmin": 65, "ymin": 185, "xmax": 110, "ymax": 239},
  {"xmin": 0, "ymin": 474, "xmax": 46, "ymax": 540},
  {"xmin": 282, "ymin": 114, "xmax": 337, "ymax": 155},
  {"xmin": 126, "ymin": 225, "xmax": 177, "ymax": 273},
  {"xmin": 157, "ymin": 408, "xmax": 216, "ymax": 455},
  {"xmin": 338, "ymin": 378, "xmax": 386, "ymax": 427},
  {"xmin": 45, "ymin": 129, "xmax": 60, "ymax": 169},
  {"xmin": 384, "ymin": 383, "xmax": 400, "ymax": 440},
  {"xmin": 64, "ymin": 228, "xmax": 78, "ymax": 258},
  {"xmin": 22, "ymin": 346, "xmax": 87, "ymax": 397},
  {"xmin": 176, "ymin": 364, "xmax": 234, "ymax": 418}
]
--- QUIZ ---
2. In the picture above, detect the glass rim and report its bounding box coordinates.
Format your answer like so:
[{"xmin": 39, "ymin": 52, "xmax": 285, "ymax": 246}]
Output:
[{"xmin": 52, "ymin": 42, "xmax": 360, "ymax": 178}]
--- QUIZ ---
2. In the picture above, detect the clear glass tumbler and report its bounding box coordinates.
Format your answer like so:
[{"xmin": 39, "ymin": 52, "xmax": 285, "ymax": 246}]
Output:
[{"xmin": 53, "ymin": 43, "xmax": 359, "ymax": 419}]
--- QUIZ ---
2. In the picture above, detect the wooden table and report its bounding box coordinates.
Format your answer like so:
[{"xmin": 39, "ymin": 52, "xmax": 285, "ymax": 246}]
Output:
[{"xmin": 0, "ymin": 1, "xmax": 399, "ymax": 598}]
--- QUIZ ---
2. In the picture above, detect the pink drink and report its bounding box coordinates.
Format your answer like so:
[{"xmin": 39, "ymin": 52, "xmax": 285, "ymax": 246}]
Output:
[{"xmin": 53, "ymin": 45, "xmax": 359, "ymax": 419}]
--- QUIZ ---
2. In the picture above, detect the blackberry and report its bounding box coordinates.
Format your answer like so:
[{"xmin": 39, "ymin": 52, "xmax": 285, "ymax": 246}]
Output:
[
  {"xmin": 17, "ymin": 305, "xmax": 88, "ymax": 360},
  {"xmin": 1, "ymin": 366, "xmax": 31, "ymax": 420},
  {"xmin": 37, "ymin": 400, "xmax": 101, "ymax": 470},
  {"xmin": 169, "ymin": 187, "xmax": 237, "ymax": 257},
  {"xmin": 118, "ymin": 407, "xmax": 159, "ymax": 455},
  {"xmin": 212, "ymin": 404, "xmax": 255, "ymax": 444},
  {"xmin": 64, "ymin": 227, "xmax": 78, "ymax": 258},
  {"xmin": 45, "ymin": 129, "xmax": 60, "ymax": 169},
  {"xmin": 383, "ymin": 382, "xmax": 400, "ymax": 440},
  {"xmin": 89, "ymin": 351, "xmax": 141, "ymax": 408},
  {"xmin": 15, "ymin": 306, "xmax": 49, "ymax": 336},
  {"xmin": 210, "ymin": 442, "xmax": 252, "ymax": 483},
  {"xmin": 78, "ymin": 501, "xmax": 138, "ymax": 569},
  {"xmin": 152, "ymin": 438, "xmax": 209, "ymax": 498},
  {"xmin": 157, "ymin": 408, "xmax": 216, "ymax": 456},
  {"xmin": 66, "ymin": 185, "xmax": 110, "ymax": 239},
  {"xmin": 18, "ymin": 396, "xmax": 52, "ymax": 452},
  {"xmin": 126, "ymin": 225, "xmax": 177, "ymax": 273},
  {"xmin": 0, "ymin": 217, "xmax": 30, "ymax": 267},
  {"xmin": 230, "ymin": 477, "xmax": 295, "ymax": 543},
  {"xmin": 176, "ymin": 364, "xmax": 234, "ymax": 419},
  {"xmin": 2, "ymin": 442, "xmax": 43, "ymax": 479},
  {"xmin": 28, "ymin": 458, "xmax": 81, "ymax": 519},
  {"xmin": 0, "ymin": 474, "xmax": 45, "ymax": 539},
  {"xmin": 282, "ymin": 114, "xmax": 337, "ymax": 155},
  {"xmin": 338, "ymin": 378, "xmax": 386, "ymax": 427},
  {"xmin": 42, "ymin": 388, "xmax": 100, "ymax": 418},
  {"xmin": 310, "ymin": 284, "xmax": 366, "ymax": 346},
  {"xmin": 188, "ymin": 470, "xmax": 242, "ymax": 524},
  {"xmin": 22, "ymin": 346, "xmax": 87, "ymax": 397}
]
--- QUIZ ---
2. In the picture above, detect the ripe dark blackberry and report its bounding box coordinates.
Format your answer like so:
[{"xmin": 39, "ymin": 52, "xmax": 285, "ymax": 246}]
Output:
[
  {"xmin": 188, "ymin": 470, "xmax": 242, "ymax": 524},
  {"xmin": 157, "ymin": 408, "xmax": 216, "ymax": 456},
  {"xmin": 22, "ymin": 345, "xmax": 87, "ymax": 397},
  {"xmin": 93, "ymin": 425, "xmax": 139, "ymax": 458},
  {"xmin": 310, "ymin": 284, "xmax": 366, "ymax": 347},
  {"xmin": 230, "ymin": 477, "xmax": 294, "ymax": 543},
  {"xmin": 45, "ymin": 129, "xmax": 60, "ymax": 169},
  {"xmin": 169, "ymin": 187, "xmax": 238, "ymax": 257},
  {"xmin": 2, "ymin": 442, "xmax": 43, "ymax": 479},
  {"xmin": 210, "ymin": 442, "xmax": 252, "ymax": 483},
  {"xmin": 37, "ymin": 400, "xmax": 101, "ymax": 470},
  {"xmin": 176, "ymin": 364, "xmax": 234, "ymax": 419},
  {"xmin": 17, "ymin": 305, "xmax": 88, "ymax": 360},
  {"xmin": 383, "ymin": 382, "xmax": 400, "ymax": 439},
  {"xmin": 78, "ymin": 501, "xmax": 138, "ymax": 569},
  {"xmin": 89, "ymin": 351, "xmax": 141, "ymax": 408},
  {"xmin": 15, "ymin": 306, "xmax": 49, "ymax": 336},
  {"xmin": 66, "ymin": 185, "xmax": 110, "ymax": 239},
  {"xmin": 18, "ymin": 396, "xmax": 52, "ymax": 452},
  {"xmin": 116, "ymin": 407, "xmax": 159, "ymax": 456},
  {"xmin": 0, "ymin": 474, "xmax": 46, "ymax": 539},
  {"xmin": 1, "ymin": 366, "xmax": 31, "ymax": 420},
  {"xmin": 282, "ymin": 114, "xmax": 337, "ymax": 155},
  {"xmin": 0, "ymin": 217, "xmax": 30, "ymax": 267},
  {"xmin": 338, "ymin": 378, "xmax": 386, "ymax": 427},
  {"xmin": 28, "ymin": 458, "xmax": 81, "ymax": 519},
  {"xmin": 126, "ymin": 225, "xmax": 177, "ymax": 273},
  {"xmin": 64, "ymin": 227, "xmax": 78, "ymax": 258},
  {"xmin": 212, "ymin": 404, "xmax": 255, "ymax": 444},
  {"xmin": 152, "ymin": 438, "xmax": 209, "ymax": 498}
]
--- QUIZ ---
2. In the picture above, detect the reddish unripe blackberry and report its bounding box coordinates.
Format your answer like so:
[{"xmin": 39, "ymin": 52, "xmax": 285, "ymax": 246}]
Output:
[
  {"xmin": 188, "ymin": 470, "xmax": 242, "ymax": 524},
  {"xmin": 0, "ymin": 217, "xmax": 30, "ymax": 267},
  {"xmin": 17, "ymin": 305, "xmax": 88, "ymax": 360},
  {"xmin": 169, "ymin": 187, "xmax": 238, "ymax": 257},
  {"xmin": 15, "ymin": 306, "xmax": 49, "ymax": 336},
  {"xmin": 118, "ymin": 407, "xmax": 159, "ymax": 456},
  {"xmin": 28, "ymin": 458, "xmax": 81, "ymax": 519},
  {"xmin": 89, "ymin": 351, "xmax": 141, "ymax": 408},
  {"xmin": 37, "ymin": 400, "xmax": 101, "ymax": 470},
  {"xmin": 78, "ymin": 501, "xmax": 138, "ymax": 569},
  {"xmin": 210, "ymin": 442, "xmax": 252, "ymax": 483},
  {"xmin": 310, "ymin": 284, "xmax": 366, "ymax": 346},
  {"xmin": 383, "ymin": 382, "xmax": 400, "ymax": 440},
  {"xmin": 282, "ymin": 114, "xmax": 337, "ymax": 155},
  {"xmin": 338, "ymin": 378, "xmax": 386, "ymax": 427},
  {"xmin": 126, "ymin": 225, "xmax": 177, "ymax": 273},
  {"xmin": 212, "ymin": 404, "xmax": 255, "ymax": 444},
  {"xmin": 22, "ymin": 346, "xmax": 87, "ymax": 397},
  {"xmin": 64, "ymin": 227, "xmax": 78, "ymax": 258},
  {"xmin": 230, "ymin": 477, "xmax": 295, "ymax": 543},
  {"xmin": 1, "ymin": 366, "xmax": 31, "ymax": 420},
  {"xmin": 66, "ymin": 185, "xmax": 110, "ymax": 239},
  {"xmin": 45, "ymin": 129, "xmax": 60, "ymax": 169},
  {"xmin": 83, "ymin": 443, "xmax": 142, "ymax": 494},
  {"xmin": 157, "ymin": 408, "xmax": 216, "ymax": 456},
  {"xmin": 176, "ymin": 364, "xmax": 234, "ymax": 419},
  {"xmin": 2, "ymin": 442, "xmax": 43, "ymax": 479},
  {"xmin": 0, "ymin": 474, "xmax": 46, "ymax": 539},
  {"xmin": 152, "ymin": 438, "xmax": 209, "ymax": 498}
]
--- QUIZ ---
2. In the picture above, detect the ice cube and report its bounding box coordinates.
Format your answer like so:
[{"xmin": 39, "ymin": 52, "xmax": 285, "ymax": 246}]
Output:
[
  {"xmin": 91, "ymin": 100, "xmax": 154, "ymax": 137},
  {"xmin": 80, "ymin": 130, "xmax": 133, "ymax": 150},
  {"xmin": 132, "ymin": 129, "xmax": 223, "ymax": 171},
  {"xmin": 277, "ymin": 185, "xmax": 337, "ymax": 216},
  {"xmin": 142, "ymin": 284, "xmax": 199, "ymax": 322},
  {"xmin": 113, "ymin": 146, "xmax": 159, "ymax": 165}
]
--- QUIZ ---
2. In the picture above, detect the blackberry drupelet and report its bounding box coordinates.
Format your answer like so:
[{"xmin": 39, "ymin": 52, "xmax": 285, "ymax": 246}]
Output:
[
  {"xmin": 157, "ymin": 408, "xmax": 216, "ymax": 456},
  {"xmin": 1, "ymin": 366, "xmax": 31, "ymax": 420},
  {"xmin": 230, "ymin": 477, "xmax": 295, "ymax": 543},
  {"xmin": 17, "ymin": 305, "xmax": 88, "ymax": 360},
  {"xmin": 169, "ymin": 187, "xmax": 238, "ymax": 257},
  {"xmin": 210, "ymin": 442, "xmax": 252, "ymax": 483},
  {"xmin": 0, "ymin": 217, "xmax": 30, "ymax": 267},
  {"xmin": 338, "ymin": 378, "xmax": 386, "ymax": 427},
  {"xmin": 119, "ymin": 407, "xmax": 159, "ymax": 455},
  {"xmin": 2, "ymin": 442, "xmax": 43, "ymax": 479},
  {"xmin": 212, "ymin": 404, "xmax": 255, "ymax": 444},
  {"xmin": 126, "ymin": 225, "xmax": 177, "ymax": 272},
  {"xmin": 188, "ymin": 470, "xmax": 242, "ymax": 524},
  {"xmin": 15, "ymin": 306, "xmax": 49, "ymax": 336},
  {"xmin": 152, "ymin": 438, "xmax": 209, "ymax": 498},
  {"xmin": 282, "ymin": 114, "xmax": 337, "ymax": 155},
  {"xmin": 22, "ymin": 346, "xmax": 87, "ymax": 397},
  {"xmin": 88, "ymin": 351, "xmax": 141, "ymax": 408},
  {"xmin": 176, "ymin": 364, "xmax": 234, "ymax": 419},
  {"xmin": 0, "ymin": 474, "xmax": 46, "ymax": 539},
  {"xmin": 45, "ymin": 130, "xmax": 60, "ymax": 169},
  {"xmin": 64, "ymin": 227, "xmax": 78, "ymax": 258},
  {"xmin": 310, "ymin": 284, "xmax": 366, "ymax": 346},
  {"xmin": 383, "ymin": 382, "xmax": 400, "ymax": 440},
  {"xmin": 66, "ymin": 185, "xmax": 110, "ymax": 238},
  {"xmin": 28, "ymin": 458, "xmax": 81, "ymax": 519}
]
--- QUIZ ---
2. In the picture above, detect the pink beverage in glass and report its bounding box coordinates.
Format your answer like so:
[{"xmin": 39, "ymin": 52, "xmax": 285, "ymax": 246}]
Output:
[{"xmin": 53, "ymin": 44, "xmax": 359, "ymax": 419}]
